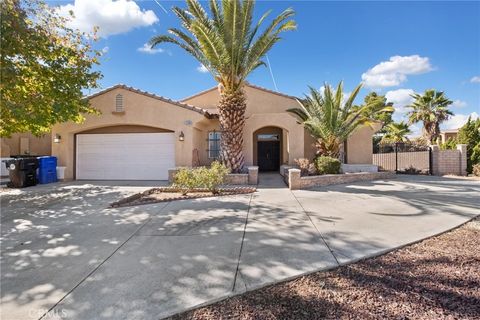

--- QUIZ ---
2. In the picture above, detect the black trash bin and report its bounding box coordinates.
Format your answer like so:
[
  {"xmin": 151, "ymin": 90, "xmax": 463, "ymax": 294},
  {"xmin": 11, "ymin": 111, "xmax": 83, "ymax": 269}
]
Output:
[{"xmin": 4, "ymin": 157, "xmax": 39, "ymax": 188}]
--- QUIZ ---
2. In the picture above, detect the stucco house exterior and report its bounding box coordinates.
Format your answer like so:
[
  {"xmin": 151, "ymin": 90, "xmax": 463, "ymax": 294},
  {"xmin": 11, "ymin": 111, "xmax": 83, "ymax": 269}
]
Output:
[
  {"xmin": 439, "ymin": 129, "xmax": 459, "ymax": 144},
  {"xmin": 1, "ymin": 83, "xmax": 378, "ymax": 180}
]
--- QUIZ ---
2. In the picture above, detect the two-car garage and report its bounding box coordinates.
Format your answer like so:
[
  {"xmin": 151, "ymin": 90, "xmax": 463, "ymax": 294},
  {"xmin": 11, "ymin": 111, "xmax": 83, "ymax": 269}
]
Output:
[
  {"xmin": 51, "ymin": 84, "xmax": 213, "ymax": 181},
  {"xmin": 76, "ymin": 133, "xmax": 175, "ymax": 180}
]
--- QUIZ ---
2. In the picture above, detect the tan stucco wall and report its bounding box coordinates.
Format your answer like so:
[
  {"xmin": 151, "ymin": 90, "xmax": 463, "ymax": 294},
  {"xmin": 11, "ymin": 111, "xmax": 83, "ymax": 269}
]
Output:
[
  {"xmin": 1, "ymin": 133, "xmax": 52, "ymax": 157},
  {"xmin": 186, "ymin": 85, "xmax": 379, "ymax": 165},
  {"xmin": 346, "ymin": 124, "xmax": 381, "ymax": 164},
  {"xmin": 52, "ymin": 87, "xmax": 206, "ymax": 180},
  {"xmin": 79, "ymin": 125, "xmax": 172, "ymax": 134},
  {"xmin": 185, "ymin": 85, "xmax": 305, "ymax": 166},
  {"xmin": 304, "ymin": 130, "xmax": 317, "ymax": 161},
  {"xmin": 440, "ymin": 132, "xmax": 458, "ymax": 144},
  {"xmin": 193, "ymin": 118, "xmax": 220, "ymax": 166},
  {"xmin": 183, "ymin": 85, "xmax": 300, "ymax": 117},
  {"xmin": 49, "ymin": 84, "xmax": 379, "ymax": 180}
]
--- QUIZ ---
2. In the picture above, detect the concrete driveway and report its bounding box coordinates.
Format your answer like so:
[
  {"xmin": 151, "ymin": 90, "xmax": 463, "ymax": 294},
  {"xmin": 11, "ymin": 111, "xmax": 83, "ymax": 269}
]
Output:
[{"xmin": 1, "ymin": 175, "xmax": 479, "ymax": 320}]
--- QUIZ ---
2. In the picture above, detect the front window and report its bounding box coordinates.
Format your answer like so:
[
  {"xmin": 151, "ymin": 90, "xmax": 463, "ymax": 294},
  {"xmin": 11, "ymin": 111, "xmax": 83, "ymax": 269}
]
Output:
[{"xmin": 208, "ymin": 131, "xmax": 221, "ymax": 159}]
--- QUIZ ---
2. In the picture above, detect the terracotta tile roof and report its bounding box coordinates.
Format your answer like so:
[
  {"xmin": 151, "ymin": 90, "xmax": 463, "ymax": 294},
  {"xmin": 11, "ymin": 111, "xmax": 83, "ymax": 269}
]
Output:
[
  {"xmin": 85, "ymin": 84, "xmax": 216, "ymax": 119},
  {"xmin": 181, "ymin": 82, "xmax": 299, "ymax": 102}
]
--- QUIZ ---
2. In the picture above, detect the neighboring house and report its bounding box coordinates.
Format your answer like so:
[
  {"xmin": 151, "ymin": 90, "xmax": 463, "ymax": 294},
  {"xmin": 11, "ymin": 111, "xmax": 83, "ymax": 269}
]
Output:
[
  {"xmin": 1, "ymin": 83, "xmax": 379, "ymax": 180},
  {"xmin": 439, "ymin": 129, "xmax": 458, "ymax": 144}
]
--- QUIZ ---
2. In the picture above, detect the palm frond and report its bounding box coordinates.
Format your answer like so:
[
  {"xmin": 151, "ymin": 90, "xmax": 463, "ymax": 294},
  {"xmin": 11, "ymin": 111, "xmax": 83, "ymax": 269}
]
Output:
[{"xmin": 150, "ymin": 0, "xmax": 295, "ymax": 92}]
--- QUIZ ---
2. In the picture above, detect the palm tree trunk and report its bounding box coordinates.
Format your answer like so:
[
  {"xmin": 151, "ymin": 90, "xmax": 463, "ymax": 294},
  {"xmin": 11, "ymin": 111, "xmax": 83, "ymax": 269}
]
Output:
[
  {"xmin": 217, "ymin": 88, "xmax": 247, "ymax": 173},
  {"xmin": 423, "ymin": 122, "xmax": 436, "ymax": 144}
]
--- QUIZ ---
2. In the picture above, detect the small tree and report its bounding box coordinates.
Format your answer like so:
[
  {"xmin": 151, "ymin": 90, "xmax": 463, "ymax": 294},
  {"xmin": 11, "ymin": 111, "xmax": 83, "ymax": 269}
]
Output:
[
  {"xmin": 359, "ymin": 92, "xmax": 394, "ymax": 134},
  {"xmin": 380, "ymin": 122, "xmax": 411, "ymax": 143},
  {"xmin": 1, "ymin": 0, "xmax": 102, "ymax": 137},
  {"xmin": 406, "ymin": 89, "xmax": 453, "ymax": 144},
  {"xmin": 288, "ymin": 82, "xmax": 393, "ymax": 158},
  {"xmin": 457, "ymin": 116, "xmax": 480, "ymax": 173}
]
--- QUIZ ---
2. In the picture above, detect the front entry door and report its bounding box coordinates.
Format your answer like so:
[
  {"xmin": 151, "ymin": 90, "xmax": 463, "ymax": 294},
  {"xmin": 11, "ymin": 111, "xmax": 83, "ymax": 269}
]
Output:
[{"xmin": 257, "ymin": 141, "xmax": 280, "ymax": 171}]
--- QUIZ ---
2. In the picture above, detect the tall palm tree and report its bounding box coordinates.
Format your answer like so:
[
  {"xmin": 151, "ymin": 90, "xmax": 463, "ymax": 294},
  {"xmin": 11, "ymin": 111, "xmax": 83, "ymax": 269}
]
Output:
[
  {"xmin": 407, "ymin": 89, "xmax": 453, "ymax": 143},
  {"xmin": 380, "ymin": 121, "xmax": 411, "ymax": 143},
  {"xmin": 150, "ymin": 0, "xmax": 296, "ymax": 172},
  {"xmin": 288, "ymin": 82, "xmax": 393, "ymax": 158}
]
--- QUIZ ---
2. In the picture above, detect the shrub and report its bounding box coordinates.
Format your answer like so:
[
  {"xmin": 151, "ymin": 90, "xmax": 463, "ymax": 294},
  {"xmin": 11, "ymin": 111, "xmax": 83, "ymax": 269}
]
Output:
[
  {"xmin": 294, "ymin": 158, "xmax": 316, "ymax": 176},
  {"xmin": 308, "ymin": 163, "xmax": 317, "ymax": 176},
  {"xmin": 473, "ymin": 164, "xmax": 480, "ymax": 177},
  {"xmin": 200, "ymin": 161, "xmax": 230, "ymax": 194},
  {"xmin": 173, "ymin": 167, "xmax": 199, "ymax": 195},
  {"xmin": 173, "ymin": 161, "xmax": 230, "ymax": 195},
  {"xmin": 439, "ymin": 138, "xmax": 457, "ymax": 150},
  {"xmin": 315, "ymin": 156, "xmax": 341, "ymax": 175},
  {"xmin": 457, "ymin": 117, "xmax": 480, "ymax": 173},
  {"xmin": 403, "ymin": 165, "xmax": 421, "ymax": 175}
]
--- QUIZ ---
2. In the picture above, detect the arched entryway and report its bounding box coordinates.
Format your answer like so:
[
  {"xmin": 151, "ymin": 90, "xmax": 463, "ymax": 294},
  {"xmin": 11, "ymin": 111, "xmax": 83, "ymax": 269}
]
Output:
[{"xmin": 253, "ymin": 126, "xmax": 284, "ymax": 172}]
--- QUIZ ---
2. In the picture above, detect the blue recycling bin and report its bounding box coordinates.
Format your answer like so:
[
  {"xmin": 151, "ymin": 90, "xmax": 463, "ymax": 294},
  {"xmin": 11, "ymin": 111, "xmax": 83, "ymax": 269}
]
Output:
[{"xmin": 37, "ymin": 156, "xmax": 57, "ymax": 184}]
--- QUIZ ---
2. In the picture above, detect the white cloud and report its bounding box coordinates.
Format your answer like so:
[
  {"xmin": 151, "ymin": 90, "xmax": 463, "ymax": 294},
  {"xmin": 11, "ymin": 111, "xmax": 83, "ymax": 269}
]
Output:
[
  {"xmin": 101, "ymin": 46, "xmax": 109, "ymax": 54},
  {"xmin": 362, "ymin": 55, "xmax": 433, "ymax": 88},
  {"xmin": 57, "ymin": 0, "xmax": 158, "ymax": 37},
  {"xmin": 470, "ymin": 76, "xmax": 480, "ymax": 83},
  {"xmin": 385, "ymin": 88, "xmax": 415, "ymax": 114},
  {"xmin": 197, "ymin": 64, "xmax": 209, "ymax": 73},
  {"xmin": 451, "ymin": 100, "xmax": 467, "ymax": 108},
  {"xmin": 441, "ymin": 112, "xmax": 479, "ymax": 130},
  {"xmin": 137, "ymin": 43, "xmax": 164, "ymax": 54}
]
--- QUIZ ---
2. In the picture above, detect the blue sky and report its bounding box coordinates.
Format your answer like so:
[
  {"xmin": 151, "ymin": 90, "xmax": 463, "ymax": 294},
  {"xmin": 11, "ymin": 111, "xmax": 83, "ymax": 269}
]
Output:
[{"xmin": 54, "ymin": 0, "xmax": 480, "ymax": 132}]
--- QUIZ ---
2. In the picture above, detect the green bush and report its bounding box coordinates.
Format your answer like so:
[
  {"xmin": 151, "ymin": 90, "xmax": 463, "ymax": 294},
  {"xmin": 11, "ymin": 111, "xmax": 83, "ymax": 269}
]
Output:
[
  {"xmin": 457, "ymin": 117, "xmax": 480, "ymax": 173},
  {"xmin": 198, "ymin": 161, "xmax": 230, "ymax": 194},
  {"xmin": 439, "ymin": 138, "xmax": 457, "ymax": 150},
  {"xmin": 314, "ymin": 156, "xmax": 341, "ymax": 175},
  {"xmin": 173, "ymin": 161, "xmax": 230, "ymax": 195},
  {"xmin": 173, "ymin": 167, "xmax": 200, "ymax": 195}
]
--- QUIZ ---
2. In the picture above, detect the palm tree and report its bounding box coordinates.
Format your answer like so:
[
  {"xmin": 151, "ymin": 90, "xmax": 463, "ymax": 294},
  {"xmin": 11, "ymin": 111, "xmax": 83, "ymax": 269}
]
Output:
[
  {"xmin": 406, "ymin": 89, "xmax": 453, "ymax": 143},
  {"xmin": 380, "ymin": 121, "xmax": 411, "ymax": 143},
  {"xmin": 150, "ymin": 0, "xmax": 296, "ymax": 172},
  {"xmin": 288, "ymin": 82, "xmax": 394, "ymax": 158}
]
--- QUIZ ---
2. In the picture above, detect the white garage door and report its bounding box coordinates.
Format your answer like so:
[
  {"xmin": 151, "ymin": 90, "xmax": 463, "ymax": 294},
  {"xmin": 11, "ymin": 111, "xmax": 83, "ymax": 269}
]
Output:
[{"xmin": 76, "ymin": 133, "xmax": 175, "ymax": 180}]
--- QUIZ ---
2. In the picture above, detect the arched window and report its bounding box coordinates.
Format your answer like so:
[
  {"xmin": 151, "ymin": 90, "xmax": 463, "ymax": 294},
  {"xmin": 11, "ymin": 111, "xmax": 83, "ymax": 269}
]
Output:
[{"xmin": 115, "ymin": 94, "xmax": 124, "ymax": 112}]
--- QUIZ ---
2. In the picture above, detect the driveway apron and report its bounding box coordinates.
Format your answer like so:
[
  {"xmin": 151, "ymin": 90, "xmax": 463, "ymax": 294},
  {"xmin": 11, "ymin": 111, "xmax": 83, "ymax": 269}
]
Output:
[{"xmin": 1, "ymin": 175, "xmax": 478, "ymax": 320}]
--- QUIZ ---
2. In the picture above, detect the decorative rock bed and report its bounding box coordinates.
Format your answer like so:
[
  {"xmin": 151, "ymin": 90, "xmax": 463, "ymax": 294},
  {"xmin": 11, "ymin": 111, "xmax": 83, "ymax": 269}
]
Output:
[{"xmin": 109, "ymin": 186, "xmax": 256, "ymax": 208}]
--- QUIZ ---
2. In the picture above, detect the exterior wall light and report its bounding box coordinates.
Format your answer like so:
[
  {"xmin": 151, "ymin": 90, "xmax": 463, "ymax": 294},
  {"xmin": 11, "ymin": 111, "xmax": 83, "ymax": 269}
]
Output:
[
  {"xmin": 179, "ymin": 131, "xmax": 185, "ymax": 141},
  {"xmin": 53, "ymin": 134, "xmax": 61, "ymax": 143}
]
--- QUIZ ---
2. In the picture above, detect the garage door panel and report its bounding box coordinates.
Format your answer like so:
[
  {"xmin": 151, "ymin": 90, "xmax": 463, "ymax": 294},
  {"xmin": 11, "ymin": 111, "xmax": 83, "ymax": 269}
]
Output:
[{"xmin": 76, "ymin": 133, "xmax": 175, "ymax": 180}]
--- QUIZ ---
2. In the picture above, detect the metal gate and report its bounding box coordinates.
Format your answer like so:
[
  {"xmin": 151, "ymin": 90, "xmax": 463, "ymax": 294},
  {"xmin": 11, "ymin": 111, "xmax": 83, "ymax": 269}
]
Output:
[{"xmin": 373, "ymin": 142, "xmax": 432, "ymax": 174}]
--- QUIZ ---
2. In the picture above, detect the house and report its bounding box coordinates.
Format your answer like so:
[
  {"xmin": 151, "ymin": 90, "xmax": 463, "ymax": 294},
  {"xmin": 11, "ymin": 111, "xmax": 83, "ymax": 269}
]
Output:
[
  {"xmin": 1, "ymin": 83, "xmax": 379, "ymax": 180},
  {"xmin": 439, "ymin": 129, "xmax": 459, "ymax": 144}
]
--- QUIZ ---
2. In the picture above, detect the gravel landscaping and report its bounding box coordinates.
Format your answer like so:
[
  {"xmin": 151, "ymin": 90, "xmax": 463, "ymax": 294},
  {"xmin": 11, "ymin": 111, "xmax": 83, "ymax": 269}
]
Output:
[
  {"xmin": 109, "ymin": 186, "xmax": 256, "ymax": 208},
  {"xmin": 171, "ymin": 217, "xmax": 480, "ymax": 320}
]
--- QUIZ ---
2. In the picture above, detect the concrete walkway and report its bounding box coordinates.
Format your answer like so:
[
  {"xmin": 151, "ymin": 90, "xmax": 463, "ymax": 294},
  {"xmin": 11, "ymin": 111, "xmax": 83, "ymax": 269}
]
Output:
[{"xmin": 1, "ymin": 175, "xmax": 479, "ymax": 320}]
